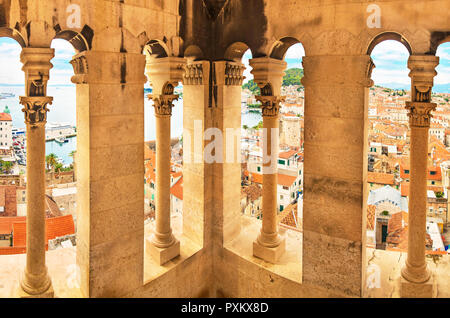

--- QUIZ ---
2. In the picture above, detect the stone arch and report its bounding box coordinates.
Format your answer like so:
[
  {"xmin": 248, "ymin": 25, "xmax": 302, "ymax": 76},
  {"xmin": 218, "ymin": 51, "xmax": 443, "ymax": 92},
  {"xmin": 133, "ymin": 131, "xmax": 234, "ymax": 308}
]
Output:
[
  {"xmin": 0, "ymin": 26, "xmax": 26, "ymax": 47},
  {"xmin": 430, "ymin": 32, "xmax": 450, "ymax": 55},
  {"xmin": 143, "ymin": 39, "xmax": 170, "ymax": 59},
  {"xmin": 269, "ymin": 36, "xmax": 305, "ymax": 60},
  {"xmin": 366, "ymin": 31, "xmax": 412, "ymax": 56},
  {"xmin": 53, "ymin": 25, "xmax": 93, "ymax": 53},
  {"xmin": 224, "ymin": 41, "xmax": 250, "ymax": 62}
]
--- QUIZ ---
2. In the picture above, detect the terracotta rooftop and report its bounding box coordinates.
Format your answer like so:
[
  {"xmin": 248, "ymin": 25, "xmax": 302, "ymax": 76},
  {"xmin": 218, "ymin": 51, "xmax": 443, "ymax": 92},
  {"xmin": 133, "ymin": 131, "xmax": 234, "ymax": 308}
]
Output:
[
  {"xmin": 0, "ymin": 113, "xmax": 12, "ymax": 121},
  {"xmin": 170, "ymin": 176, "xmax": 183, "ymax": 200},
  {"xmin": 367, "ymin": 172, "xmax": 395, "ymax": 185},
  {"xmin": 0, "ymin": 216, "xmax": 26, "ymax": 235}
]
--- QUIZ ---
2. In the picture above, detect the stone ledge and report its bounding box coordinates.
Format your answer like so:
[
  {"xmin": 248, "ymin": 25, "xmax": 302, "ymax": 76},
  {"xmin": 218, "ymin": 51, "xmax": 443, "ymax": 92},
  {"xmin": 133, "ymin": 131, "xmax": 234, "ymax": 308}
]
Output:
[
  {"xmin": 143, "ymin": 214, "xmax": 203, "ymax": 285},
  {"xmin": 224, "ymin": 215, "xmax": 302, "ymax": 284},
  {"xmin": 0, "ymin": 247, "xmax": 82, "ymax": 298}
]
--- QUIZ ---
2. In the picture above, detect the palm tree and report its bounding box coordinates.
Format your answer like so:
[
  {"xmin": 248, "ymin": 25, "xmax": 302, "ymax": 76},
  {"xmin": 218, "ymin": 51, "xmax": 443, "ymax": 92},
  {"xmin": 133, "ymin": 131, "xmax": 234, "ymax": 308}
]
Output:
[
  {"xmin": 69, "ymin": 151, "xmax": 76, "ymax": 158},
  {"xmin": 45, "ymin": 153, "xmax": 58, "ymax": 172},
  {"xmin": 54, "ymin": 162, "xmax": 63, "ymax": 173}
]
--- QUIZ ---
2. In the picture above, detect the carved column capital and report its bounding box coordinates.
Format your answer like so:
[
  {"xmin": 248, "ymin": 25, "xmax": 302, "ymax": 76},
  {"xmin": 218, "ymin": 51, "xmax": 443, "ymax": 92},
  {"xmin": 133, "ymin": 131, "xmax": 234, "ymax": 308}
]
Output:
[
  {"xmin": 405, "ymin": 102, "xmax": 437, "ymax": 128},
  {"xmin": 19, "ymin": 96, "xmax": 53, "ymax": 127},
  {"xmin": 70, "ymin": 52, "xmax": 89, "ymax": 84},
  {"xmin": 149, "ymin": 94, "xmax": 178, "ymax": 117},
  {"xmin": 256, "ymin": 95, "xmax": 285, "ymax": 117}
]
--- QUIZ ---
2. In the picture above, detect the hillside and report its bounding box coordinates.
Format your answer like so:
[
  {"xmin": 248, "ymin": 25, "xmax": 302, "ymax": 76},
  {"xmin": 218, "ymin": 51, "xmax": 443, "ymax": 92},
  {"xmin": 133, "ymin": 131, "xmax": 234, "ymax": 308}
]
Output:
[{"xmin": 242, "ymin": 68, "xmax": 304, "ymax": 95}]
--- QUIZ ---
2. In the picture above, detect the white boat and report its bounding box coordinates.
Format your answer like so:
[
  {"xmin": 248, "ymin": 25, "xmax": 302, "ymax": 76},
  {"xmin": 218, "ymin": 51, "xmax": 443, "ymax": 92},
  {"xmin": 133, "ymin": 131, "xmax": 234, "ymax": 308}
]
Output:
[{"xmin": 55, "ymin": 136, "xmax": 68, "ymax": 144}]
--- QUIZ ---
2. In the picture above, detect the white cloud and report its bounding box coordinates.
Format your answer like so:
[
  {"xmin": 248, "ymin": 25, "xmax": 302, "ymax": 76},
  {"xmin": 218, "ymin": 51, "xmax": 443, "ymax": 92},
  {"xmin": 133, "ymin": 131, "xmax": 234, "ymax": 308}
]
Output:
[
  {"xmin": 371, "ymin": 68, "xmax": 410, "ymax": 85},
  {"xmin": 284, "ymin": 43, "xmax": 305, "ymax": 59},
  {"xmin": 0, "ymin": 38, "xmax": 76, "ymax": 86}
]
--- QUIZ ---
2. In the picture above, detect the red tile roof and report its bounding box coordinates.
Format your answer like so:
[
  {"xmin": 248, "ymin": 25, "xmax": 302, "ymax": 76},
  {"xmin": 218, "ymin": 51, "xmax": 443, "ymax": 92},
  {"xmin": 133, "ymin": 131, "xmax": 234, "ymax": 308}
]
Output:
[
  {"xmin": 279, "ymin": 150, "xmax": 297, "ymax": 159},
  {"xmin": 245, "ymin": 171, "xmax": 297, "ymax": 187},
  {"xmin": 0, "ymin": 216, "xmax": 26, "ymax": 235},
  {"xmin": 0, "ymin": 215, "xmax": 75, "ymax": 255},
  {"xmin": 170, "ymin": 176, "xmax": 183, "ymax": 200},
  {"xmin": 46, "ymin": 215, "xmax": 75, "ymax": 241},
  {"xmin": 367, "ymin": 172, "xmax": 394, "ymax": 185},
  {"xmin": 0, "ymin": 113, "xmax": 12, "ymax": 121}
]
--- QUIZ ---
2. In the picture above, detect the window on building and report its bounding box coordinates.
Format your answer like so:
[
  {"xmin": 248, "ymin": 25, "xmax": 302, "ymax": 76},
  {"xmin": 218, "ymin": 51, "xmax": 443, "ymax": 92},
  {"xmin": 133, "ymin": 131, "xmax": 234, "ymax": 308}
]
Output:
[
  {"xmin": 257, "ymin": 166, "xmax": 261, "ymax": 172},
  {"xmin": 278, "ymin": 159, "xmax": 285, "ymax": 165}
]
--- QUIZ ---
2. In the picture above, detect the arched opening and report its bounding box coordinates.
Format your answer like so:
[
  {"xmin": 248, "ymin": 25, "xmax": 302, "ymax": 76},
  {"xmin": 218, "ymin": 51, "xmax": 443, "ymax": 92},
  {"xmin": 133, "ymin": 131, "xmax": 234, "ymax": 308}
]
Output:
[
  {"xmin": 0, "ymin": 34, "xmax": 79, "ymax": 270},
  {"xmin": 365, "ymin": 40, "xmax": 410, "ymax": 253},
  {"xmin": 0, "ymin": 36, "xmax": 25, "ymax": 259},
  {"xmin": 239, "ymin": 41, "xmax": 305, "ymax": 280},
  {"xmin": 42, "ymin": 38, "xmax": 78, "ymax": 252},
  {"xmin": 433, "ymin": 42, "xmax": 450, "ymax": 251},
  {"xmin": 142, "ymin": 42, "xmax": 184, "ymax": 269},
  {"xmin": 364, "ymin": 39, "xmax": 417, "ymax": 297}
]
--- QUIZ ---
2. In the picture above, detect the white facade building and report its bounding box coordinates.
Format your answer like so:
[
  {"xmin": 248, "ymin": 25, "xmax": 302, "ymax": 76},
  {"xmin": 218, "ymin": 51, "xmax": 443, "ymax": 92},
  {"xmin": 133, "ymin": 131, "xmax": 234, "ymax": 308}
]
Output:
[{"xmin": 0, "ymin": 113, "xmax": 13, "ymax": 148}]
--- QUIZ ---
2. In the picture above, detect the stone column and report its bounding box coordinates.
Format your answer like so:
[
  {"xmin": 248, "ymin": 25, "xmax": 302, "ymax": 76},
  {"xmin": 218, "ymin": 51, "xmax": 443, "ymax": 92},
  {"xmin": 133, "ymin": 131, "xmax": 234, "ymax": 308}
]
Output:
[
  {"xmin": 250, "ymin": 57, "xmax": 287, "ymax": 263},
  {"xmin": 18, "ymin": 48, "xmax": 55, "ymax": 297},
  {"xmin": 145, "ymin": 57, "xmax": 186, "ymax": 265},
  {"xmin": 401, "ymin": 55, "xmax": 439, "ymax": 298}
]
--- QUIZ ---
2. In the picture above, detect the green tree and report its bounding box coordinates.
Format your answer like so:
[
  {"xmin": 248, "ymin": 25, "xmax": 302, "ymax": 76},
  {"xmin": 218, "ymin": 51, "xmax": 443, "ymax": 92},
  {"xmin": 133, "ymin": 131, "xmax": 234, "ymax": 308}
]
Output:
[
  {"xmin": 282, "ymin": 68, "xmax": 304, "ymax": 86},
  {"xmin": 0, "ymin": 160, "xmax": 13, "ymax": 174},
  {"xmin": 243, "ymin": 125, "xmax": 249, "ymax": 130},
  {"xmin": 45, "ymin": 153, "xmax": 58, "ymax": 172},
  {"xmin": 242, "ymin": 80, "xmax": 260, "ymax": 95}
]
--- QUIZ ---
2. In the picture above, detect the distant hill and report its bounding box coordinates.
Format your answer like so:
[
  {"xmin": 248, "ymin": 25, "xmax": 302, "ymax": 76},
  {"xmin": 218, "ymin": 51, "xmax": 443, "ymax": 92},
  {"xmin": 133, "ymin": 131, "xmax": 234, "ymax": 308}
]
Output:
[{"xmin": 242, "ymin": 68, "xmax": 304, "ymax": 95}]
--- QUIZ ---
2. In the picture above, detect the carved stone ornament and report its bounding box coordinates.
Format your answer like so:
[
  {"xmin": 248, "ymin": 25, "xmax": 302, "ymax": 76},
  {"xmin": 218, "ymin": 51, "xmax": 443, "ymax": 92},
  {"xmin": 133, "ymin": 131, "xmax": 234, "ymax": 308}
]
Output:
[
  {"xmin": 149, "ymin": 94, "xmax": 179, "ymax": 116},
  {"xmin": 256, "ymin": 95, "xmax": 285, "ymax": 117},
  {"xmin": 19, "ymin": 96, "xmax": 53, "ymax": 126},
  {"xmin": 405, "ymin": 102, "xmax": 437, "ymax": 128}
]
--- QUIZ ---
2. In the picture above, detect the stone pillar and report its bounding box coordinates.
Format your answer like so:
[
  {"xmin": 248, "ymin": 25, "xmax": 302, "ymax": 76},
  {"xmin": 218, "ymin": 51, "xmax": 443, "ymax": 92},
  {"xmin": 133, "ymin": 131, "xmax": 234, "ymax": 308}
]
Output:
[
  {"xmin": 145, "ymin": 57, "xmax": 186, "ymax": 265},
  {"xmin": 302, "ymin": 55, "xmax": 374, "ymax": 296},
  {"xmin": 18, "ymin": 48, "xmax": 55, "ymax": 297},
  {"xmin": 250, "ymin": 57, "xmax": 287, "ymax": 263},
  {"xmin": 401, "ymin": 55, "xmax": 439, "ymax": 298},
  {"xmin": 70, "ymin": 51, "xmax": 147, "ymax": 297},
  {"xmin": 212, "ymin": 61, "xmax": 245, "ymax": 245},
  {"xmin": 182, "ymin": 61, "xmax": 211, "ymax": 247}
]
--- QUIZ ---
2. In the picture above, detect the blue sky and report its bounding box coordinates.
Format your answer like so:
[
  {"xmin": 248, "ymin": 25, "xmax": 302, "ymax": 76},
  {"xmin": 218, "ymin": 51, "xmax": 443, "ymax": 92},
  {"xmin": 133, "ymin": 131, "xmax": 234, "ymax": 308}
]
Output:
[
  {"xmin": 0, "ymin": 37, "xmax": 450, "ymax": 92},
  {"xmin": 242, "ymin": 41, "xmax": 450, "ymax": 93}
]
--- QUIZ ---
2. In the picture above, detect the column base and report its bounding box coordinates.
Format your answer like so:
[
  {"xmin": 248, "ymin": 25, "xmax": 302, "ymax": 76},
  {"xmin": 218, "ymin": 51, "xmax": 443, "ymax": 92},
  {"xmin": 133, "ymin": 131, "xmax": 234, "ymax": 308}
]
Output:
[
  {"xmin": 17, "ymin": 283, "xmax": 54, "ymax": 298},
  {"xmin": 146, "ymin": 237, "xmax": 180, "ymax": 265},
  {"xmin": 253, "ymin": 237, "xmax": 286, "ymax": 264},
  {"xmin": 400, "ymin": 276, "xmax": 435, "ymax": 298}
]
